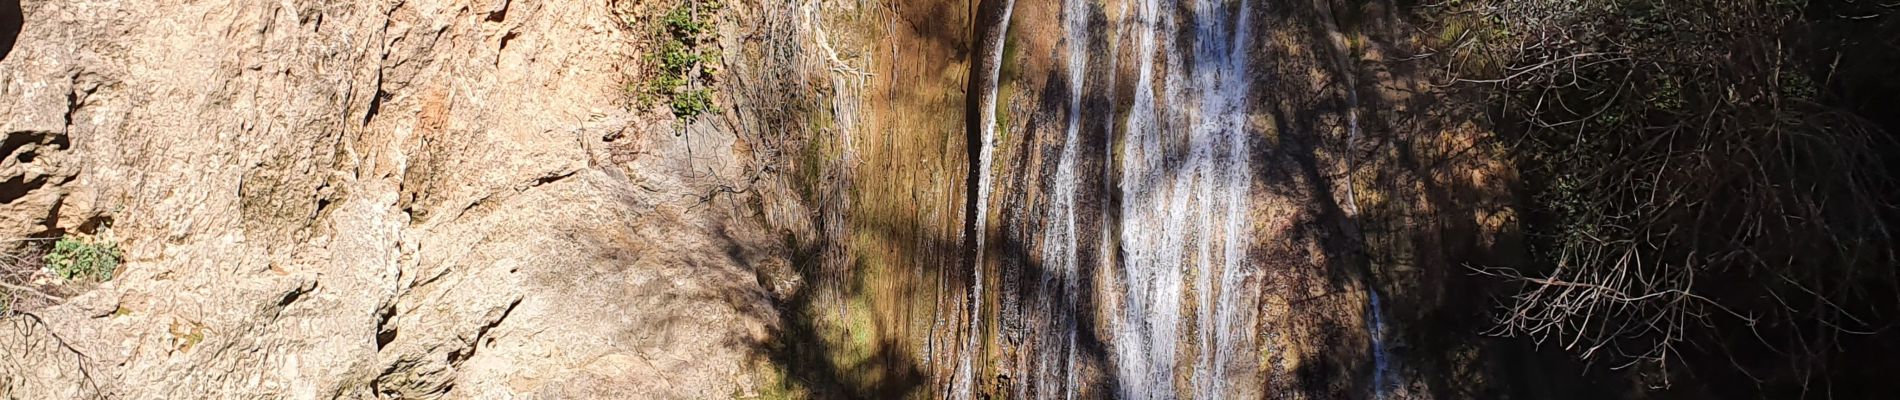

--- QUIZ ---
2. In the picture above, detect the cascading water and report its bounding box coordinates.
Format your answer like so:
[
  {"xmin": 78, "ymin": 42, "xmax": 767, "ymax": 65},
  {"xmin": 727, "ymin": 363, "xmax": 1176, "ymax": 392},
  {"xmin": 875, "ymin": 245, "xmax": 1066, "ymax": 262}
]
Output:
[
  {"xmin": 1019, "ymin": 0, "xmax": 1091, "ymax": 396},
  {"xmin": 955, "ymin": 0, "xmax": 1017, "ymax": 398},
  {"xmin": 1113, "ymin": 0, "xmax": 1255, "ymax": 398},
  {"xmin": 978, "ymin": 0, "xmax": 1259, "ymax": 397},
  {"xmin": 1007, "ymin": 0, "xmax": 1091, "ymax": 392},
  {"xmin": 1369, "ymin": 289, "xmax": 1393, "ymax": 398},
  {"xmin": 1343, "ymin": 60, "xmax": 1395, "ymax": 399},
  {"xmin": 937, "ymin": 0, "xmax": 1395, "ymax": 396}
]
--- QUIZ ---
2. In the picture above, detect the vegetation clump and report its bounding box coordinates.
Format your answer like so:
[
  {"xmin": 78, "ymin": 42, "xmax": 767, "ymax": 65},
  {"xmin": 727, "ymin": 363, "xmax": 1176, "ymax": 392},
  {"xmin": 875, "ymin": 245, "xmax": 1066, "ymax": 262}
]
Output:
[
  {"xmin": 639, "ymin": 0, "xmax": 724, "ymax": 119},
  {"xmin": 44, "ymin": 234, "xmax": 121, "ymax": 282}
]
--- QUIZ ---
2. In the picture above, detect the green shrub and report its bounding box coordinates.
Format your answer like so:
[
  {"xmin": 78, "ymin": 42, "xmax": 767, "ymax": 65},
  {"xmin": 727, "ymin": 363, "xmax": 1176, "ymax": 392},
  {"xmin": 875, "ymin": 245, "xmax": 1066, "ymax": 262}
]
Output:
[
  {"xmin": 672, "ymin": 88, "xmax": 720, "ymax": 117},
  {"xmin": 636, "ymin": 0, "xmax": 723, "ymax": 119},
  {"xmin": 657, "ymin": 40, "xmax": 703, "ymax": 75},
  {"xmin": 661, "ymin": 4, "xmax": 709, "ymax": 37},
  {"xmin": 44, "ymin": 235, "xmax": 121, "ymax": 282}
]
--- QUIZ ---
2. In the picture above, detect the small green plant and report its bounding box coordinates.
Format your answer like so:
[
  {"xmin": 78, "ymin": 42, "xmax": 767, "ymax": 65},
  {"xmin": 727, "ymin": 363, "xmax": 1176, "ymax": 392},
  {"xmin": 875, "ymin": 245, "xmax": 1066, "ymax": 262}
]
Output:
[
  {"xmin": 672, "ymin": 88, "xmax": 719, "ymax": 117},
  {"xmin": 661, "ymin": 4, "xmax": 709, "ymax": 37},
  {"xmin": 636, "ymin": 0, "xmax": 724, "ymax": 119},
  {"xmin": 44, "ymin": 235, "xmax": 121, "ymax": 282}
]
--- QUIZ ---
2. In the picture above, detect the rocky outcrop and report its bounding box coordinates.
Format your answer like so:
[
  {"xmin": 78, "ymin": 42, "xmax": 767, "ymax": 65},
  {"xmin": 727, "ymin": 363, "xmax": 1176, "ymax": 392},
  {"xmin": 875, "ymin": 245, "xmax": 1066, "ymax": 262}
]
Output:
[{"xmin": 0, "ymin": 0, "xmax": 791, "ymax": 398}]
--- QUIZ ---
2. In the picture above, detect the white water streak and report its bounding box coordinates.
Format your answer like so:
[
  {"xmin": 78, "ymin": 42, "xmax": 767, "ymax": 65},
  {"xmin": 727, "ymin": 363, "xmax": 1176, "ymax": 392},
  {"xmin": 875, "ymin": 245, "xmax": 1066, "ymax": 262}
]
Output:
[
  {"xmin": 1342, "ymin": 59, "xmax": 1392, "ymax": 400},
  {"xmin": 1370, "ymin": 288, "xmax": 1393, "ymax": 398},
  {"xmin": 1022, "ymin": 0, "xmax": 1090, "ymax": 397},
  {"xmin": 954, "ymin": 1, "xmax": 1017, "ymax": 398},
  {"xmin": 1115, "ymin": 0, "xmax": 1254, "ymax": 398}
]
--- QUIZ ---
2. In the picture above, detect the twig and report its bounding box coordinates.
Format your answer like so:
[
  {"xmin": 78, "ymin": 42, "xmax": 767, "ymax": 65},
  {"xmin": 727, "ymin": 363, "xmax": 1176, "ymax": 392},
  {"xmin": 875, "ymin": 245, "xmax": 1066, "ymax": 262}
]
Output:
[{"xmin": 0, "ymin": 281, "xmax": 62, "ymax": 302}]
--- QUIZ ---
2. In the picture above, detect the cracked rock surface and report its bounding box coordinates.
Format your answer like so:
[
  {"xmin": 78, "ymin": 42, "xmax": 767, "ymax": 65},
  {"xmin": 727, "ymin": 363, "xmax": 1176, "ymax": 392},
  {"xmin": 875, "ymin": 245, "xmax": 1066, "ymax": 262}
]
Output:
[{"xmin": 0, "ymin": 0, "xmax": 788, "ymax": 397}]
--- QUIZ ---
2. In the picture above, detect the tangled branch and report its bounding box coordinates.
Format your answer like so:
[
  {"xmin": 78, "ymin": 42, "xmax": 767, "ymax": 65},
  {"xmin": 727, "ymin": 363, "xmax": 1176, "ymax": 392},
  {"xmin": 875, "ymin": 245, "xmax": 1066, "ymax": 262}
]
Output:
[{"xmin": 1426, "ymin": 0, "xmax": 1900, "ymax": 388}]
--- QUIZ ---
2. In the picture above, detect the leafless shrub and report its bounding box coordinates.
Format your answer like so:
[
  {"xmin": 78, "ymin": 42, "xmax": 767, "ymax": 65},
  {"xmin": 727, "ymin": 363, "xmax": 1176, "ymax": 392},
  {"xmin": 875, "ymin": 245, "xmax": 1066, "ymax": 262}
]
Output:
[
  {"xmin": 1423, "ymin": 0, "xmax": 1899, "ymax": 389},
  {"xmin": 0, "ymin": 239, "xmax": 61, "ymax": 314}
]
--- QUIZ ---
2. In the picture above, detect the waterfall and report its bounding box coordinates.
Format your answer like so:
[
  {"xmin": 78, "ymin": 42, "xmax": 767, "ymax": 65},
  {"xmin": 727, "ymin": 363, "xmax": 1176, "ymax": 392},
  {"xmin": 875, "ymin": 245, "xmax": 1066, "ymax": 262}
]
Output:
[
  {"xmin": 1011, "ymin": 1, "xmax": 1093, "ymax": 396},
  {"xmin": 982, "ymin": 0, "xmax": 1257, "ymax": 397},
  {"xmin": 1343, "ymin": 56, "xmax": 1392, "ymax": 399},
  {"xmin": 1114, "ymin": 0, "xmax": 1254, "ymax": 398},
  {"xmin": 1370, "ymin": 289, "xmax": 1393, "ymax": 398},
  {"xmin": 955, "ymin": 0, "xmax": 1018, "ymax": 398},
  {"xmin": 1024, "ymin": 0, "xmax": 1090, "ymax": 396},
  {"xmin": 1113, "ymin": 0, "xmax": 1170, "ymax": 395}
]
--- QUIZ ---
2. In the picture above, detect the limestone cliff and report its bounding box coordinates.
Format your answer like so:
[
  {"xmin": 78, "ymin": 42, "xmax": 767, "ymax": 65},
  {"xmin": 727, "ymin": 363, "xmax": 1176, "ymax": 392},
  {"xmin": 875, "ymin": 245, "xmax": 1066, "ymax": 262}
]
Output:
[{"xmin": 0, "ymin": 0, "xmax": 819, "ymax": 397}]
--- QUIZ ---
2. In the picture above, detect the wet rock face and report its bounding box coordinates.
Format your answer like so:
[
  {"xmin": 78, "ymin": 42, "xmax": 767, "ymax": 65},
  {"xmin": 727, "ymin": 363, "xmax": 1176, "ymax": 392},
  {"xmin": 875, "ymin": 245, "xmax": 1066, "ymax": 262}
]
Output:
[{"xmin": 0, "ymin": 0, "xmax": 787, "ymax": 398}]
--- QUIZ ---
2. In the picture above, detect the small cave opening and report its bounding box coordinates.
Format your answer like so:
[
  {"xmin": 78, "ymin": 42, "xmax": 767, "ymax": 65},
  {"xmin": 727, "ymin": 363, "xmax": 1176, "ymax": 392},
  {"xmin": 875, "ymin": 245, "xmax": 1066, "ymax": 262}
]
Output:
[{"xmin": 0, "ymin": 0, "xmax": 19, "ymax": 62}]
